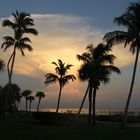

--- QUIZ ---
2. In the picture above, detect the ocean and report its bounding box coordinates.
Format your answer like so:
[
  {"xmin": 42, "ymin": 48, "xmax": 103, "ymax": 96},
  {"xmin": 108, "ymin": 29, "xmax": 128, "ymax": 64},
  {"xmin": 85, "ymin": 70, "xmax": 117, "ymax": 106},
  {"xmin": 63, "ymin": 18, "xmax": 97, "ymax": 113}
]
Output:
[{"xmin": 40, "ymin": 108, "xmax": 140, "ymax": 116}]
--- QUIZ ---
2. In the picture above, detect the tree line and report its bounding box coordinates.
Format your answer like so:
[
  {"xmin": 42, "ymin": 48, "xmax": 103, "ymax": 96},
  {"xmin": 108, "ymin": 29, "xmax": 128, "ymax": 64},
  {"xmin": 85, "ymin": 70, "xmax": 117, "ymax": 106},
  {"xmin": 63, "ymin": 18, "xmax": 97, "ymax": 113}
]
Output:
[{"xmin": 0, "ymin": 2, "xmax": 140, "ymax": 127}]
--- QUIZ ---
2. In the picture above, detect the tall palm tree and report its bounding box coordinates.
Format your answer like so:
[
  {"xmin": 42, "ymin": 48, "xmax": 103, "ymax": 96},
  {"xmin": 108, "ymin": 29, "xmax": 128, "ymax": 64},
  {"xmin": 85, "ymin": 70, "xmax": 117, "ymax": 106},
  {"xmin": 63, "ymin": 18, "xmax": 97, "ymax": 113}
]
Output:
[
  {"xmin": 36, "ymin": 91, "xmax": 45, "ymax": 112},
  {"xmin": 104, "ymin": 2, "xmax": 140, "ymax": 127},
  {"xmin": 77, "ymin": 44, "xmax": 120, "ymax": 124},
  {"xmin": 1, "ymin": 11, "xmax": 38, "ymax": 108},
  {"xmin": 27, "ymin": 96, "xmax": 35, "ymax": 112},
  {"xmin": 21, "ymin": 90, "xmax": 32, "ymax": 112},
  {"xmin": 44, "ymin": 59, "xmax": 76, "ymax": 113}
]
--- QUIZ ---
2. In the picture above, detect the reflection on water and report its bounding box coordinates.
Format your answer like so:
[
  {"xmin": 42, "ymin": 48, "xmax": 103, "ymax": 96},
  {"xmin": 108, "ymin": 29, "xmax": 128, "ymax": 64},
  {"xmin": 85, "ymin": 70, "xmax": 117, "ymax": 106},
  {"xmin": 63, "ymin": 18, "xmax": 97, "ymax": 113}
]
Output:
[{"xmin": 40, "ymin": 108, "xmax": 140, "ymax": 116}]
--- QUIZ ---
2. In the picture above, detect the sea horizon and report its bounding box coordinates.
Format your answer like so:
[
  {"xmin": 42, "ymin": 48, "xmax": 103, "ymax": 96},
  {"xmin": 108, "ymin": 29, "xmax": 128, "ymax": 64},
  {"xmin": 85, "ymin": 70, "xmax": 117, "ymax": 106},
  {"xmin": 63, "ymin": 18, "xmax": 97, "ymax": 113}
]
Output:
[{"xmin": 34, "ymin": 108, "xmax": 140, "ymax": 116}]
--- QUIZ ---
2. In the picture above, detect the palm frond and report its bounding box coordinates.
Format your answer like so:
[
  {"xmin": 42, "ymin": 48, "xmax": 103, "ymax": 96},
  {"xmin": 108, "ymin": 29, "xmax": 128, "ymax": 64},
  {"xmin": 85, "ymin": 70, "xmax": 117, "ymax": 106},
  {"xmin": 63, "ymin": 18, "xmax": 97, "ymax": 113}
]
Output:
[
  {"xmin": 36, "ymin": 92, "xmax": 45, "ymax": 98},
  {"xmin": 1, "ymin": 42, "xmax": 14, "ymax": 51},
  {"xmin": 103, "ymin": 65, "xmax": 121, "ymax": 74},
  {"xmin": 17, "ymin": 43, "xmax": 33, "ymax": 52},
  {"xmin": 129, "ymin": 40, "xmax": 138, "ymax": 54},
  {"xmin": 3, "ymin": 36, "xmax": 15, "ymax": 42},
  {"xmin": 24, "ymin": 28, "xmax": 38, "ymax": 35},
  {"xmin": 65, "ymin": 64, "xmax": 73, "ymax": 70},
  {"xmin": 77, "ymin": 53, "xmax": 91, "ymax": 63},
  {"xmin": 20, "ymin": 37, "xmax": 31, "ymax": 43},
  {"xmin": 44, "ymin": 73, "xmax": 58, "ymax": 85},
  {"xmin": 114, "ymin": 16, "xmax": 136, "ymax": 30},
  {"xmin": 100, "ymin": 54, "xmax": 116, "ymax": 64},
  {"xmin": 2, "ymin": 19, "xmax": 15, "ymax": 28},
  {"xmin": 60, "ymin": 75, "xmax": 76, "ymax": 86}
]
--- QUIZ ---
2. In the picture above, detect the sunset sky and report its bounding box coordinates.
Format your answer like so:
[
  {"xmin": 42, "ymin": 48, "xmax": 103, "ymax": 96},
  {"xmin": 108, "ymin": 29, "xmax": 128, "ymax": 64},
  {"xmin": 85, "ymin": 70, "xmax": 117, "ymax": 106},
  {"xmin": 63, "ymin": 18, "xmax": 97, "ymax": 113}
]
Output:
[{"xmin": 0, "ymin": 0, "xmax": 140, "ymax": 110}]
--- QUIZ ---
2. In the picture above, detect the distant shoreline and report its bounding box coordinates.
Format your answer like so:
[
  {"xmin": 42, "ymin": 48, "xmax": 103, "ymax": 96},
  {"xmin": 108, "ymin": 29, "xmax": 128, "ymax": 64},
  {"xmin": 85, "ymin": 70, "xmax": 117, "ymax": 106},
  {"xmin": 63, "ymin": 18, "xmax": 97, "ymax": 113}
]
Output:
[{"xmin": 32, "ymin": 108, "xmax": 140, "ymax": 116}]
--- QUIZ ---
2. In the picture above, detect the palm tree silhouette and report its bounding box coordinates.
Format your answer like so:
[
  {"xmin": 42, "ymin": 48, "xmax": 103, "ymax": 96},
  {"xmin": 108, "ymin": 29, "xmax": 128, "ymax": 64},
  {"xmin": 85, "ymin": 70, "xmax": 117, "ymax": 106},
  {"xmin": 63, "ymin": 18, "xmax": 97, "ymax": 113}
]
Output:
[
  {"xmin": 44, "ymin": 59, "xmax": 76, "ymax": 113},
  {"xmin": 0, "ymin": 83, "xmax": 21, "ymax": 111},
  {"xmin": 27, "ymin": 96, "xmax": 35, "ymax": 112},
  {"xmin": 15, "ymin": 91, "xmax": 21, "ymax": 110},
  {"xmin": 77, "ymin": 44, "xmax": 120, "ymax": 124},
  {"xmin": 36, "ymin": 91, "xmax": 45, "ymax": 112},
  {"xmin": 21, "ymin": 90, "xmax": 32, "ymax": 112},
  {"xmin": 104, "ymin": 2, "xmax": 140, "ymax": 127},
  {"xmin": 1, "ymin": 11, "xmax": 38, "ymax": 108}
]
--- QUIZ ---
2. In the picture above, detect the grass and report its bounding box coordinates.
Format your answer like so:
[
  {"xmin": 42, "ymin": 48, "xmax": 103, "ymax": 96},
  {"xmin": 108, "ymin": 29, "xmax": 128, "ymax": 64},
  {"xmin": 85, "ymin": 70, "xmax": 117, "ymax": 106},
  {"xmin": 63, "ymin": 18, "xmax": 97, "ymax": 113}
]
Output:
[{"xmin": 0, "ymin": 113, "xmax": 140, "ymax": 140}]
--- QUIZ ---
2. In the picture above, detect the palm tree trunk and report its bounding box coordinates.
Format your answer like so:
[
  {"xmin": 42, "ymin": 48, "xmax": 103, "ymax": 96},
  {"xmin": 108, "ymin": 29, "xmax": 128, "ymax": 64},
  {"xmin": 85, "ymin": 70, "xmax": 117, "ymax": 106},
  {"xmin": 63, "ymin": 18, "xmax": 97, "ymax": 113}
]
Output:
[
  {"xmin": 121, "ymin": 47, "xmax": 140, "ymax": 127},
  {"xmin": 29, "ymin": 101, "xmax": 32, "ymax": 112},
  {"xmin": 92, "ymin": 87, "xmax": 97, "ymax": 125},
  {"xmin": 4, "ymin": 52, "xmax": 15, "ymax": 110},
  {"xmin": 88, "ymin": 86, "xmax": 92, "ymax": 124},
  {"xmin": 56, "ymin": 84, "xmax": 62, "ymax": 113},
  {"xmin": 25, "ymin": 98, "xmax": 28, "ymax": 112},
  {"xmin": 16, "ymin": 101, "xmax": 18, "ymax": 110},
  {"xmin": 7, "ymin": 51, "xmax": 15, "ymax": 83},
  {"xmin": 9, "ymin": 50, "xmax": 16, "ymax": 83},
  {"xmin": 76, "ymin": 84, "xmax": 89, "ymax": 118},
  {"xmin": 37, "ymin": 98, "xmax": 41, "ymax": 112}
]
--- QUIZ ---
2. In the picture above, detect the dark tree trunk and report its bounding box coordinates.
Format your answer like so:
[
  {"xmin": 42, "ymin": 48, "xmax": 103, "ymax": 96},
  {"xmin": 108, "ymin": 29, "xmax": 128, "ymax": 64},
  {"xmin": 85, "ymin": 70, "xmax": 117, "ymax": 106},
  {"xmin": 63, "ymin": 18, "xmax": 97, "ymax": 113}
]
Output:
[
  {"xmin": 25, "ymin": 98, "xmax": 28, "ymax": 112},
  {"xmin": 77, "ymin": 84, "xmax": 89, "ymax": 118},
  {"xmin": 16, "ymin": 101, "xmax": 19, "ymax": 111},
  {"xmin": 56, "ymin": 84, "xmax": 62, "ymax": 113},
  {"xmin": 92, "ymin": 87, "xmax": 96, "ymax": 125},
  {"xmin": 88, "ymin": 86, "xmax": 92, "ymax": 124},
  {"xmin": 29, "ymin": 101, "xmax": 31, "ymax": 112},
  {"xmin": 4, "ymin": 51, "xmax": 15, "ymax": 109},
  {"xmin": 121, "ymin": 47, "xmax": 140, "ymax": 128},
  {"xmin": 37, "ymin": 98, "xmax": 41, "ymax": 112}
]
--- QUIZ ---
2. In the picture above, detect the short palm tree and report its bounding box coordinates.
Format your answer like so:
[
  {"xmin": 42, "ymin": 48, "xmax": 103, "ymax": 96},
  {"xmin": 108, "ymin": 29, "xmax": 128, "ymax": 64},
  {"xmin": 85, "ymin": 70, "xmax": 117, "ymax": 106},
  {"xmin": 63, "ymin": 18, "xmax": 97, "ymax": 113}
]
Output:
[
  {"xmin": 44, "ymin": 59, "xmax": 76, "ymax": 113},
  {"xmin": 104, "ymin": 2, "xmax": 140, "ymax": 127},
  {"xmin": 21, "ymin": 90, "xmax": 32, "ymax": 112},
  {"xmin": 77, "ymin": 44, "xmax": 120, "ymax": 124},
  {"xmin": 27, "ymin": 96, "xmax": 35, "ymax": 112},
  {"xmin": 36, "ymin": 91, "xmax": 45, "ymax": 112},
  {"xmin": 1, "ymin": 11, "xmax": 38, "ymax": 108},
  {"xmin": 15, "ymin": 91, "xmax": 21, "ymax": 110}
]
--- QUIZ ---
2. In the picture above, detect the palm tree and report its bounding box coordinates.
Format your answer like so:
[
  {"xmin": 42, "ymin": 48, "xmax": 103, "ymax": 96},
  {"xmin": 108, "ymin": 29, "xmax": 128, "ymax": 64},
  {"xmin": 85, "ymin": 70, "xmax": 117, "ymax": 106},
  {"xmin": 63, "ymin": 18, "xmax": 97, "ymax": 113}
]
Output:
[
  {"xmin": 21, "ymin": 90, "xmax": 32, "ymax": 112},
  {"xmin": 1, "ymin": 11, "xmax": 38, "ymax": 108},
  {"xmin": 15, "ymin": 91, "xmax": 21, "ymax": 110},
  {"xmin": 27, "ymin": 96, "xmax": 35, "ymax": 112},
  {"xmin": 77, "ymin": 44, "xmax": 120, "ymax": 124},
  {"xmin": 104, "ymin": 2, "xmax": 140, "ymax": 127},
  {"xmin": 36, "ymin": 91, "xmax": 45, "ymax": 112},
  {"xmin": 44, "ymin": 59, "xmax": 76, "ymax": 113}
]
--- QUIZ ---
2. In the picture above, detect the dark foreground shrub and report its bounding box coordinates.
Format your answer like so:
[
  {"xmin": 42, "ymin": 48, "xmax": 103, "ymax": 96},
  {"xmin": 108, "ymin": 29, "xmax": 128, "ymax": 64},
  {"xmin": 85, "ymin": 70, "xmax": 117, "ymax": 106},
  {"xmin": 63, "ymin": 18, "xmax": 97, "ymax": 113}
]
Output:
[
  {"xmin": 96, "ymin": 115, "xmax": 140, "ymax": 123},
  {"xmin": 32, "ymin": 112, "xmax": 76, "ymax": 125}
]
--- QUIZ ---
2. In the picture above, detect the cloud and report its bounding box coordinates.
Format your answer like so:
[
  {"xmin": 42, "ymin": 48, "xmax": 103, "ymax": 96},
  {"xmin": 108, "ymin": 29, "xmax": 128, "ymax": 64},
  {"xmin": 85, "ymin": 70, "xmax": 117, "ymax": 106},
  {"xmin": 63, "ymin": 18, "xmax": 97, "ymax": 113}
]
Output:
[
  {"xmin": 0, "ymin": 13, "xmax": 140, "ymax": 109},
  {"xmin": 0, "ymin": 13, "xmax": 136, "ymax": 79}
]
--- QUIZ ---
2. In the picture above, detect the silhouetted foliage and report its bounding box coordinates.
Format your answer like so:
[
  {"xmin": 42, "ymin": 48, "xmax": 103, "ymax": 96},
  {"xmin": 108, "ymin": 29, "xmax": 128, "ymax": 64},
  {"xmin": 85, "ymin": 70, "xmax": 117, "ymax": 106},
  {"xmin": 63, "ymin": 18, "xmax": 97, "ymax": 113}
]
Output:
[
  {"xmin": 1, "ymin": 11, "xmax": 38, "ymax": 112},
  {"xmin": 21, "ymin": 90, "xmax": 32, "ymax": 112},
  {"xmin": 0, "ymin": 83, "xmax": 21, "ymax": 113},
  {"xmin": 36, "ymin": 91, "xmax": 45, "ymax": 112},
  {"xmin": 44, "ymin": 59, "xmax": 76, "ymax": 113},
  {"xmin": 77, "ymin": 44, "xmax": 120, "ymax": 124},
  {"xmin": 27, "ymin": 95, "xmax": 35, "ymax": 112},
  {"xmin": 104, "ymin": 2, "xmax": 140, "ymax": 127}
]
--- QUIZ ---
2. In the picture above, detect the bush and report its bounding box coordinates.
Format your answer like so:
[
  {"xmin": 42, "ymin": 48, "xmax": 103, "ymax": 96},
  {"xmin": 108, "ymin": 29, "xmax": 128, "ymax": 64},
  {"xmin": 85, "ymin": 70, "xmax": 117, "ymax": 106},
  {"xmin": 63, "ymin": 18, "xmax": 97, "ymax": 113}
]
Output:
[{"xmin": 32, "ymin": 112, "xmax": 75, "ymax": 125}]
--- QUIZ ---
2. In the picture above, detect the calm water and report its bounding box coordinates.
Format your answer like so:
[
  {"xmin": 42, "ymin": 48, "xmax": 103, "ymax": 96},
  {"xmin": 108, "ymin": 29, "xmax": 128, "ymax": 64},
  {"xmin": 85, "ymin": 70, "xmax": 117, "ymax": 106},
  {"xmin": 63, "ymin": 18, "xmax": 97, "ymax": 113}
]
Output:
[{"xmin": 40, "ymin": 108, "xmax": 140, "ymax": 116}]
